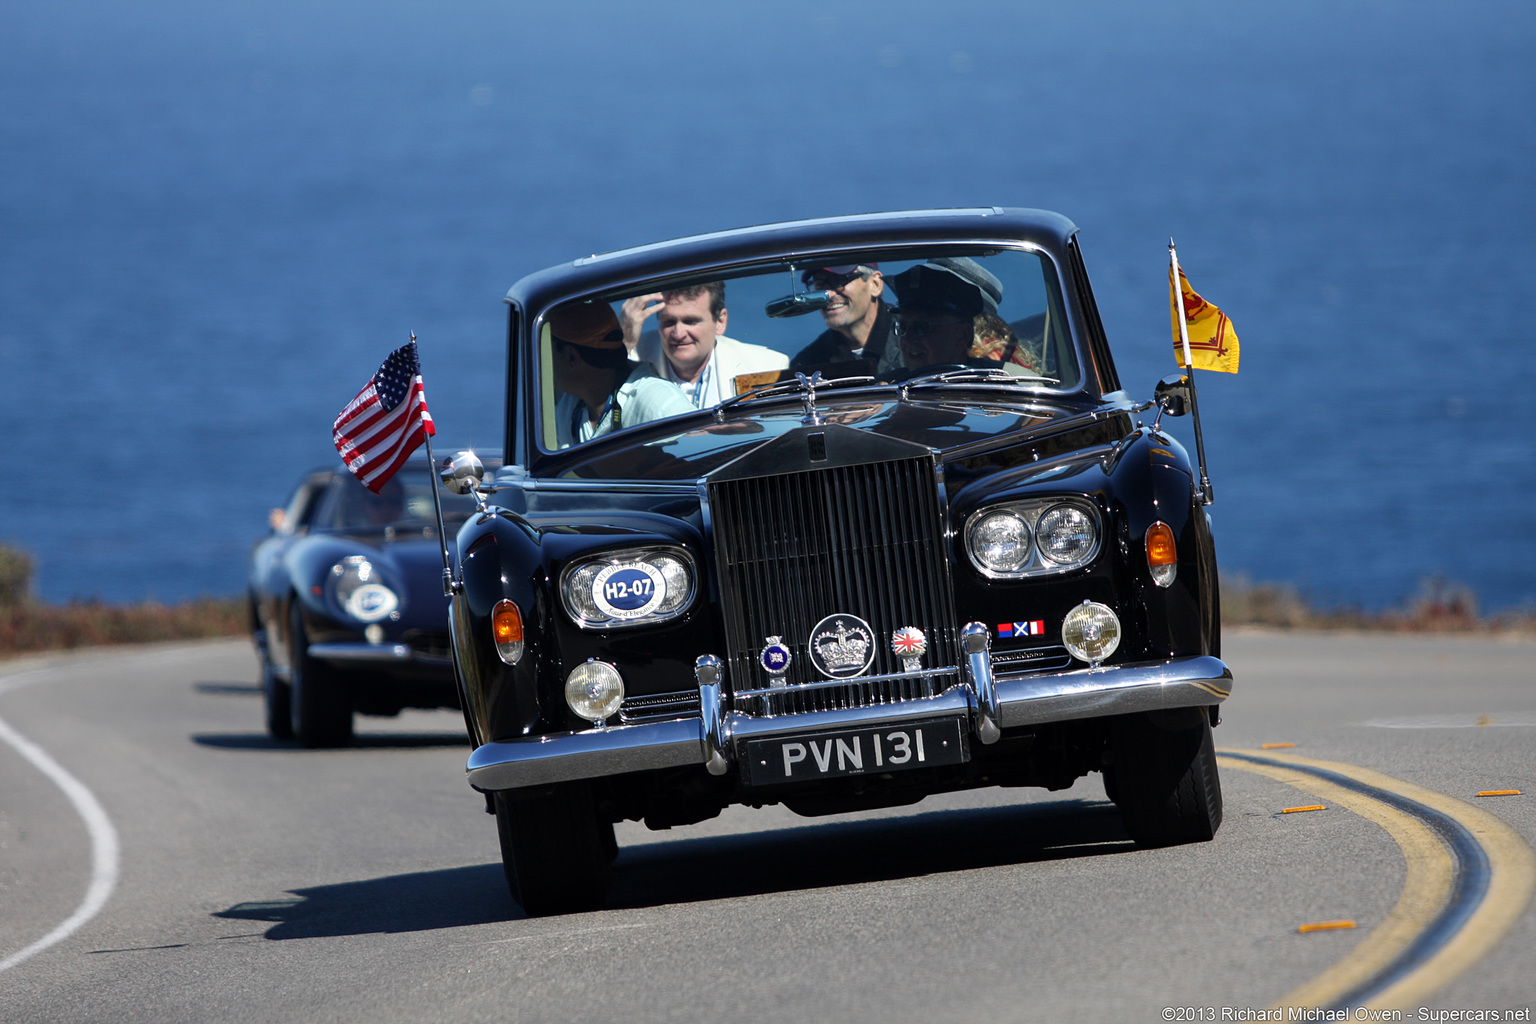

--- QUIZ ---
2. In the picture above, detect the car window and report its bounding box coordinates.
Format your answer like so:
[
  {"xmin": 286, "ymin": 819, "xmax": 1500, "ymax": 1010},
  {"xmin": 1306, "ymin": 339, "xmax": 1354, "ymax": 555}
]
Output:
[
  {"xmin": 314, "ymin": 468, "xmax": 483, "ymax": 532},
  {"xmin": 534, "ymin": 247, "xmax": 1078, "ymax": 457},
  {"xmin": 281, "ymin": 474, "xmax": 330, "ymax": 534}
]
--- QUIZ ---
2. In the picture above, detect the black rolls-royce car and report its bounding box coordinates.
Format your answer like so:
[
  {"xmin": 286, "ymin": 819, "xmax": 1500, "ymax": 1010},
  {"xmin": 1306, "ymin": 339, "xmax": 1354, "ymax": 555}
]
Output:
[
  {"xmin": 248, "ymin": 459, "xmax": 485, "ymax": 746},
  {"xmin": 443, "ymin": 208, "xmax": 1232, "ymax": 915}
]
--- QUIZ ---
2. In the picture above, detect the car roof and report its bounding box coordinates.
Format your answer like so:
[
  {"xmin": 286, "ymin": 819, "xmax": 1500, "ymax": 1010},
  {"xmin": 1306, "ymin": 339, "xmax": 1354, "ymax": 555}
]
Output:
[{"xmin": 504, "ymin": 207, "xmax": 1078, "ymax": 313}]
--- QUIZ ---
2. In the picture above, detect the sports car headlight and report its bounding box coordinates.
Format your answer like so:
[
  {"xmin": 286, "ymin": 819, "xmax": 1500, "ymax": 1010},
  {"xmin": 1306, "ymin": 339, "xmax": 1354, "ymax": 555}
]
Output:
[
  {"xmin": 559, "ymin": 546, "xmax": 697, "ymax": 629},
  {"xmin": 965, "ymin": 498, "xmax": 1101, "ymax": 578},
  {"xmin": 329, "ymin": 556, "xmax": 399, "ymax": 622}
]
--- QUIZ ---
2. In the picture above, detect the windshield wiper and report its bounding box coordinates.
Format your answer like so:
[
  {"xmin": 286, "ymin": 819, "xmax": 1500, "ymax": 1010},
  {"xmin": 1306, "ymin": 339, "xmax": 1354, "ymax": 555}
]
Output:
[{"xmin": 899, "ymin": 367, "xmax": 1060, "ymax": 391}]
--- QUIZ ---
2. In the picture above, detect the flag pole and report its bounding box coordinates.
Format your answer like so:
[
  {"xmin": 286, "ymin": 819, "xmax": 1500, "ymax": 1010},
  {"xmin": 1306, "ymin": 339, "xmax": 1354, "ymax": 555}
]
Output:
[
  {"xmin": 411, "ymin": 333, "xmax": 458, "ymax": 595},
  {"xmin": 1169, "ymin": 241, "xmax": 1214, "ymax": 505}
]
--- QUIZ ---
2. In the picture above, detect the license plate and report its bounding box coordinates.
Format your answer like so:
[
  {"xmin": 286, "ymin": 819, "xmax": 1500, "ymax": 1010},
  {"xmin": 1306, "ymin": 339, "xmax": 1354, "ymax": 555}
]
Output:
[{"xmin": 743, "ymin": 718, "xmax": 967, "ymax": 786}]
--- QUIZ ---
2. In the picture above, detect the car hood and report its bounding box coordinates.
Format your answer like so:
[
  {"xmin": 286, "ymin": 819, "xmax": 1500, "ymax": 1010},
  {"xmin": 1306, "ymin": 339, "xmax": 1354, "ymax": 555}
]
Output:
[{"xmin": 537, "ymin": 388, "xmax": 1121, "ymax": 484}]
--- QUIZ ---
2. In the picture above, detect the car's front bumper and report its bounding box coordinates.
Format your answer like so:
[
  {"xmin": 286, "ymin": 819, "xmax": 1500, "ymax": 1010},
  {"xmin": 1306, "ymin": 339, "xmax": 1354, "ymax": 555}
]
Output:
[
  {"xmin": 465, "ymin": 630, "xmax": 1232, "ymax": 792},
  {"xmin": 308, "ymin": 641, "xmax": 452, "ymax": 668}
]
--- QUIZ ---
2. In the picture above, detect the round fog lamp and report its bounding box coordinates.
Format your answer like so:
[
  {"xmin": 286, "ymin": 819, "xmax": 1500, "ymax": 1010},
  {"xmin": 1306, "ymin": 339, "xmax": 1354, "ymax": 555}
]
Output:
[
  {"xmin": 1061, "ymin": 600, "xmax": 1121, "ymax": 666},
  {"xmin": 565, "ymin": 661, "xmax": 624, "ymax": 725}
]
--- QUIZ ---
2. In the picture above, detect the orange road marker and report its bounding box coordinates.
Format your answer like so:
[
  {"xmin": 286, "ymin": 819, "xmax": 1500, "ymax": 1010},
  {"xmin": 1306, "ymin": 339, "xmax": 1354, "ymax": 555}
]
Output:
[
  {"xmin": 1298, "ymin": 920, "xmax": 1357, "ymax": 934},
  {"xmin": 1475, "ymin": 790, "xmax": 1522, "ymax": 797},
  {"xmin": 1281, "ymin": 805, "xmax": 1327, "ymax": 814},
  {"xmin": 1261, "ymin": 742, "xmax": 1296, "ymax": 749}
]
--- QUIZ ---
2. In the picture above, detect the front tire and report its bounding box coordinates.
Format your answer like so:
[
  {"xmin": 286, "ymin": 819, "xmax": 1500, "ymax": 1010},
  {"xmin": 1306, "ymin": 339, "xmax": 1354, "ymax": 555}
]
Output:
[
  {"xmin": 494, "ymin": 783, "xmax": 617, "ymax": 916},
  {"xmin": 261, "ymin": 656, "xmax": 294, "ymax": 740},
  {"xmin": 287, "ymin": 603, "xmax": 353, "ymax": 747},
  {"xmin": 1108, "ymin": 709, "xmax": 1223, "ymax": 847}
]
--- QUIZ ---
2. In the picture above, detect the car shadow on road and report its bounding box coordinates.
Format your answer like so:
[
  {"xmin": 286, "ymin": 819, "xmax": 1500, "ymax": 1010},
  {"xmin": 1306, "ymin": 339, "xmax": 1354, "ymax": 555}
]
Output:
[
  {"xmin": 212, "ymin": 798, "xmax": 1131, "ymax": 938},
  {"xmin": 608, "ymin": 798, "xmax": 1133, "ymax": 910},
  {"xmin": 191, "ymin": 732, "xmax": 470, "ymax": 750}
]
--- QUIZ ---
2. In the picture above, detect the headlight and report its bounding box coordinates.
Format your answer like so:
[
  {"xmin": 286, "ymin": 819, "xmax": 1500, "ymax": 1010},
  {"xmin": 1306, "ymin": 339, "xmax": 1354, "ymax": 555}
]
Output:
[
  {"xmin": 565, "ymin": 661, "xmax": 624, "ymax": 724},
  {"xmin": 1061, "ymin": 600, "xmax": 1121, "ymax": 666},
  {"xmin": 969, "ymin": 510, "xmax": 1032, "ymax": 573},
  {"xmin": 559, "ymin": 547, "xmax": 697, "ymax": 629},
  {"xmin": 965, "ymin": 499, "xmax": 1101, "ymax": 578},
  {"xmin": 329, "ymin": 556, "xmax": 399, "ymax": 622},
  {"xmin": 1036, "ymin": 504, "xmax": 1097, "ymax": 565}
]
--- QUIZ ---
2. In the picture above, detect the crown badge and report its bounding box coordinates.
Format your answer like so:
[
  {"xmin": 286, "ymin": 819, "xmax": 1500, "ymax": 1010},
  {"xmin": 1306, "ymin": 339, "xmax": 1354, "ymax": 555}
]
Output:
[{"xmin": 807, "ymin": 613, "xmax": 876, "ymax": 679}]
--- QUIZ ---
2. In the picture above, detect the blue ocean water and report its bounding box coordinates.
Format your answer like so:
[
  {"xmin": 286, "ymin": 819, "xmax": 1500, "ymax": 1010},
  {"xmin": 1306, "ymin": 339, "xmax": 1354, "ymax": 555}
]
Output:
[{"xmin": 2, "ymin": 0, "xmax": 1533, "ymax": 612}]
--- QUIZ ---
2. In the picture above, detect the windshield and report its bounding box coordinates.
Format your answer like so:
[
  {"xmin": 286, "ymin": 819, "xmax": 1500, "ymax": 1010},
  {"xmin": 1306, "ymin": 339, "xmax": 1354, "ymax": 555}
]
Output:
[
  {"xmin": 317, "ymin": 466, "xmax": 484, "ymax": 533},
  {"xmin": 535, "ymin": 247, "xmax": 1078, "ymax": 455}
]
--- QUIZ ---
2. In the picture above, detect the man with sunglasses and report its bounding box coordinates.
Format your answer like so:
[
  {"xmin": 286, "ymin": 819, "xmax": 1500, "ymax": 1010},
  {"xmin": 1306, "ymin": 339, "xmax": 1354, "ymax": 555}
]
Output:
[
  {"xmin": 549, "ymin": 302, "xmax": 692, "ymax": 447},
  {"xmin": 789, "ymin": 263, "xmax": 899, "ymax": 373}
]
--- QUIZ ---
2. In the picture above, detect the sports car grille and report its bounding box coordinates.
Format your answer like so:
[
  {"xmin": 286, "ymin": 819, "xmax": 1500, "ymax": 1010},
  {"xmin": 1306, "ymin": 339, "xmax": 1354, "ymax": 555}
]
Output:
[
  {"xmin": 400, "ymin": 629, "xmax": 452, "ymax": 659},
  {"xmin": 709, "ymin": 454, "xmax": 959, "ymax": 711}
]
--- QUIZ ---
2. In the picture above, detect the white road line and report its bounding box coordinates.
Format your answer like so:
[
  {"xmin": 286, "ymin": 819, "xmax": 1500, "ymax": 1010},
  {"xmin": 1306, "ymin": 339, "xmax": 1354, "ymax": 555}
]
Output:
[{"xmin": 0, "ymin": 701, "xmax": 121, "ymax": 973}]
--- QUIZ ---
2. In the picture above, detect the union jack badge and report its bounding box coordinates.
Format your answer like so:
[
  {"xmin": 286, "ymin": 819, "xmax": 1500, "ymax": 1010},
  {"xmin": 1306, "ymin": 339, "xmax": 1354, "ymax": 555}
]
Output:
[{"xmin": 891, "ymin": 626, "xmax": 927, "ymax": 673}]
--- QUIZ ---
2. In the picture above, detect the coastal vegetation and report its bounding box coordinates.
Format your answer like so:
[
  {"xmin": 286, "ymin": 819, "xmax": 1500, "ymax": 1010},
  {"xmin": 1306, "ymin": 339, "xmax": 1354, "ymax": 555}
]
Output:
[
  {"xmin": 0, "ymin": 542, "xmax": 1530, "ymax": 659},
  {"xmin": 0, "ymin": 542, "xmax": 245, "ymax": 658}
]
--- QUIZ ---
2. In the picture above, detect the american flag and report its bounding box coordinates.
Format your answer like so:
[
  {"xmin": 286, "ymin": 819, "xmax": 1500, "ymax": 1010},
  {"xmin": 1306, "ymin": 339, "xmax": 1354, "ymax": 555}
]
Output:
[{"xmin": 332, "ymin": 339, "xmax": 436, "ymax": 494}]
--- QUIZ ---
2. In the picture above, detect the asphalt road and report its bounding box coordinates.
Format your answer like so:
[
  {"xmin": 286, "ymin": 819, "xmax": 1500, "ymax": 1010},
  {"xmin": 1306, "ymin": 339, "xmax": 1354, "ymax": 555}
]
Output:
[{"xmin": 2, "ymin": 632, "xmax": 1532, "ymax": 1023}]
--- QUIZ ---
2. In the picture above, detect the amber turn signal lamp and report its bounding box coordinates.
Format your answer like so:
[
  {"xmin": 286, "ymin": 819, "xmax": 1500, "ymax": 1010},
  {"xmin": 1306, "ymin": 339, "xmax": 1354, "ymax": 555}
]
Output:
[
  {"xmin": 1145, "ymin": 522, "xmax": 1177, "ymax": 587},
  {"xmin": 492, "ymin": 599, "xmax": 525, "ymax": 665}
]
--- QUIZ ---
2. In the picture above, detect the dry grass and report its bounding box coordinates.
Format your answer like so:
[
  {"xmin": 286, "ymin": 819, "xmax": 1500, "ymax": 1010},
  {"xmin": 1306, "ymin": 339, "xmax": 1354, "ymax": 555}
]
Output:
[
  {"xmin": 0, "ymin": 598, "xmax": 247, "ymax": 657},
  {"xmin": 1221, "ymin": 573, "xmax": 1536, "ymax": 635}
]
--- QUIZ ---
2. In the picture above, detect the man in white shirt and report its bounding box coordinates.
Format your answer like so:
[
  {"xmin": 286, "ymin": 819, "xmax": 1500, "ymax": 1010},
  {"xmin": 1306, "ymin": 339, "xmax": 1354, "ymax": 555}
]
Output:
[
  {"xmin": 620, "ymin": 281, "xmax": 788, "ymax": 408},
  {"xmin": 549, "ymin": 302, "xmax": 693, "ymax": 448}
]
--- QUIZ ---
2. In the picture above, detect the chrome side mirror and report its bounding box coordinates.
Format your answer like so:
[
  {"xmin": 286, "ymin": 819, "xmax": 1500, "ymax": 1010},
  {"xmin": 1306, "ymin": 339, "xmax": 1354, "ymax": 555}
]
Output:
[
  {"xmin": 440, "ymin": 451, "xmax": 486, "ymax": 496},
  {"xmin": 1154, "ymin": 373, "xmax": 1191, "ymax": 417}
]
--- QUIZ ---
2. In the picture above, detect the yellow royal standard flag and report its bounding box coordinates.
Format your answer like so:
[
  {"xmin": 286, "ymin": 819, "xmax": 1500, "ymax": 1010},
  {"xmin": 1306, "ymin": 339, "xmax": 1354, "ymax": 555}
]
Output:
[{"xmin": 1169, "ymin": 265, "xmax": 1240, "ymax": 373}]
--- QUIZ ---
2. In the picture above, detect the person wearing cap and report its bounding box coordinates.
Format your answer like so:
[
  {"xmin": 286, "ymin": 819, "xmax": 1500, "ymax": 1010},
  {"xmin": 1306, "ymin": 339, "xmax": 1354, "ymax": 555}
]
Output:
[
  {"xmin": 889, "ymin": 257, "xmax": 1006, "ymax": 369},
  {"xmin": 789, "ymin": 264, "xmax": 898, "ymax": 373},
  {"xmin": 620, "ymin": 282, "xmax": 788, "ymax": 408},
  {"xmin": 549, "ymin": 302, "xmax": 693, "ymax": 448}
]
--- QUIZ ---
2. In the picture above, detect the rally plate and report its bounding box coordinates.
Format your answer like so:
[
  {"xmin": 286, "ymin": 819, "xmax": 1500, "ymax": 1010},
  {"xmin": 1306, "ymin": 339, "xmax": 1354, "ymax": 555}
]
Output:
[{"xmin": 743, "ymin": 717, "xmax": 968, "ymax": 786}]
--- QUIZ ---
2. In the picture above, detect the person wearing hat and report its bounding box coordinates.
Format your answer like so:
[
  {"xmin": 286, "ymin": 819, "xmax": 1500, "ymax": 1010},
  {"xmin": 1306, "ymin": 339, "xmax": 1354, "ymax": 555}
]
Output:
[
  {"xmin": 549, "ymin": 302, "xmax": 693, "ymax": 448},
  {"xmin": 889, "ymin": 257, "xmax": 1005, "ymax": 370},
  {"xmin": 619, "ymin": 282, "xmax": 788, "ymax": 408},
  {"xmin": 789, "ymin": 264, "xmax": 898, "ymax": 373}
]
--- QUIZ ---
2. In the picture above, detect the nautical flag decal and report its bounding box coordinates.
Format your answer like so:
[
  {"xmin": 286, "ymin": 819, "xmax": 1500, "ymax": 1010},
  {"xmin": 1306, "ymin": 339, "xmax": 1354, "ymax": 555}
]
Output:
[{"xmin": 996, "ymin": 620, "xmax": 1045, "ymax": 638}]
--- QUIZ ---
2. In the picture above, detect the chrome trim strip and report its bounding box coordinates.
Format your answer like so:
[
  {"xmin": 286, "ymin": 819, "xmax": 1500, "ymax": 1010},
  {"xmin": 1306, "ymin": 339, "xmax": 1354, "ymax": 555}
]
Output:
[
  {"xmin": 732, "ymin": 665, "xmax": 959, "ymax": 701},
  {"xmin": 307, "ymin": 642, "xmax": 452, "ymax": 667},
  {"xmin": 463, "ymin": 654, "xmax": 1232, "ymax": 791},
  {"xmin": 963, "ymin": 623, "xmax": 1001, "ymax": 744}
]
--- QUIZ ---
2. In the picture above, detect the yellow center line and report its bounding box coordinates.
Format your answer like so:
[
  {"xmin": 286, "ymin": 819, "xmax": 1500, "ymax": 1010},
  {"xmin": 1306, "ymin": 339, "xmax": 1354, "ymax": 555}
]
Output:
[{"xmin": 1217, "ymin": 748, "xmax": 1536, "ymax": 1012}]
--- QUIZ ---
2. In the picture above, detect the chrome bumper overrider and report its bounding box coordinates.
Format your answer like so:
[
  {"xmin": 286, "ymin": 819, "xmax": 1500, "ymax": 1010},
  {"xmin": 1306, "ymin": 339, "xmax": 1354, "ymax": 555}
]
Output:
[{"xmin": 464, "ymin": 630, "xmax": 1233, "ymax": 792}]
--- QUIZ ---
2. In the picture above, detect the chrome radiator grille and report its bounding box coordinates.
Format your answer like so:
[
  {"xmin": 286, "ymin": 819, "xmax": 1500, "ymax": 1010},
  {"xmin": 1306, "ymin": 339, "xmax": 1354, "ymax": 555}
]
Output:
[{"xmin": 708, "ymin": 454, "xmax": 958, "ymax": 708}]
